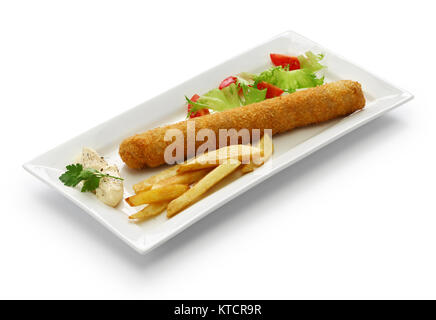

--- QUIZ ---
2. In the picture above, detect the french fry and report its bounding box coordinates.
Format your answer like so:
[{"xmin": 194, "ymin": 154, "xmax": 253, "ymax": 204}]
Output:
[
  {"xmin": 133, "ymin": 182, "xmax": 153, "ymax": 194},
  {"xmin": 178, "ymin": 145, "xmax": 262, "ymax": 173},
  {"xmin": 167, "ymin": 159, "xmax": 241, "ymax": 217},
  {"xmin": 128, "ymin": 202, "xmax": 168, "ymax": 221},
  {"xmin": 133, "ymin": 164, "xmax": 181, "ymax": 193},
  {"xmin": 126, "ymin": 184, "xmax": 189, "ymax": 206},
  {"xmin": 153, "ymin": 169, "xmax": 211, "ymax": 188},
  {"xmin": 240, "ymin": 164, "xmax": 255, "ymax": 173},
  {"xmin": 241, "ymin": 134, "xmax": 274, "ymax": 173},
  {"xmin": 259, "ymin": 133, "xmax": 274, "ymax": 160},
  {"xmin": 177, "ymin": 162, "xmax": 218, "ymax": 173}
]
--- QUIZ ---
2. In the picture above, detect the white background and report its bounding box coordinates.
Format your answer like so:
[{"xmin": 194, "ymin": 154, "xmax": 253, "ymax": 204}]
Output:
[{"xmin": 1, "ymin": 0, "xmax": 435, "ymax": 299}]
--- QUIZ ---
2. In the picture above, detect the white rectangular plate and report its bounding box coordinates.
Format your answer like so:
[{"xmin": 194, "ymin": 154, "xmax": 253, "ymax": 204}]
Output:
[{"xmin": 24, "ymin": 31, "xmax": 413, "ymax": 254}]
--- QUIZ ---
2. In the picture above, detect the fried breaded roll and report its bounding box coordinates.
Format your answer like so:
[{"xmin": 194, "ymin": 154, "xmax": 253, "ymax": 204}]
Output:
[{"xmin": 119, "ymin": 80, "xmax": 365, "ymax": 169}]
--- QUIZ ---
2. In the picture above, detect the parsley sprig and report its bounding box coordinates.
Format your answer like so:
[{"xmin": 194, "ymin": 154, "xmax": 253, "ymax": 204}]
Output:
[{"xmin": 59, "ymin": 163, "xmax": 123, "ymax": 192}]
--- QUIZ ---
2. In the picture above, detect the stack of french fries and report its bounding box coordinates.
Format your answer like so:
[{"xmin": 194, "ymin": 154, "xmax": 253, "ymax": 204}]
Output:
[{"xmin": 126, "ymin": 134, "xmax": 274, "ymax": 221}]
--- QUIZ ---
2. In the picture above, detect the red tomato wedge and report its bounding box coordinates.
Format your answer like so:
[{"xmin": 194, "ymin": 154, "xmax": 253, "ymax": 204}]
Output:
[
  {"xmin": 188, "ymin": 94, "xmax": 210, "ymax": 118},
  {"xmin": 219, "ymin": 76, "xmax": 237, "ymax": 90},
  {"xmin": 256, "ymin": 81, "xmax": 284, "ymax": 99},
  {"xmin": 270, "ymin": 53, "xmax": 300, "ymax": 70}
]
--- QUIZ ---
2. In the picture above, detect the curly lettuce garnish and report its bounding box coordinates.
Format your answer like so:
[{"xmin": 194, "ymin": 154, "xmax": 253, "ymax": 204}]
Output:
[
  {"xmin": 186, "ymin": 82, "xmax": 266, "ymax": 116},
  {"xmin": 253, "ymin": 51, "xmax": 325, "ymax": 93},
  {"xmin": 186, "ymin": 51, "xmax": 325, "ymax": 116},
  {"xmin": 298, "ymin": 52, "xmax": 325, "ymax": 73}
]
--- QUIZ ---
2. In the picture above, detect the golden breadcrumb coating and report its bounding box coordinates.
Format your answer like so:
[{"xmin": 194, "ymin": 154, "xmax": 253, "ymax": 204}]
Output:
[{"xmin": 119, "ymin": 80, "xmax": 365, "ymax": 169}]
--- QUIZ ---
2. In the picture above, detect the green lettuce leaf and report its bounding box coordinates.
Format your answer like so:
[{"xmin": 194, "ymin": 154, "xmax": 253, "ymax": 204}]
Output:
[
  {"xmin": 253, "ymin": 51, "xmax": 325, "ymax": 93},
  {"xmin": 187, "ymin": 82, "xmax": 266, "ymax": 116},
  {"xmin": 237, "ymin": 78, "xmax": 266, "ymax": 105},
  {"xmin": 254, "ymin": 67, "xmax": 324, "ymax": 93},
  {"xmin": 187, "ymin": 84, "xmax": 241, "ymax": 115},
  {"xmin": 298, "ymin": 51, "xmax": 325, "ymax": 73}
]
